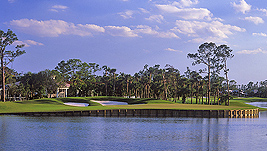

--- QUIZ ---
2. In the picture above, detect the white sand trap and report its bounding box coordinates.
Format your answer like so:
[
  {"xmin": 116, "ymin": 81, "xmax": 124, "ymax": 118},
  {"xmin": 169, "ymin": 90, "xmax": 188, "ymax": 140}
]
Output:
[
  {"xmin": 91, "ymin": 100, "xmax": 128, "ymax": 106},
  {"xmin": 64, "ymin": 102, "xmax": 89, "ymax": 107}
]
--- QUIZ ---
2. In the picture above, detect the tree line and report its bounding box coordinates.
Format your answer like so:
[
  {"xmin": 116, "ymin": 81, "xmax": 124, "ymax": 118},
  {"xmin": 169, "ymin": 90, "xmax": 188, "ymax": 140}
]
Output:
[
  {"xmin": 229, "ymin": 80, "xmax": 267, "ymax": 98},
  {"xmin": 4, "ymin": 57, "xmax": 232, "ymax": 105},
  {"xmin": 1, "ymin": 29, "xmax": 236, "ymax": 105}
]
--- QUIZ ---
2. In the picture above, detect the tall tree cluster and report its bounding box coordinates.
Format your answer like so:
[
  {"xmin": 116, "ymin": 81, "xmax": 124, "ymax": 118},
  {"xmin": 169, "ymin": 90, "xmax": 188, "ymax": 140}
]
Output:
[
  {"xmin": 0, "ymin": 29, "xmax": 25, "ymax": 102},
  {"xmin": 236, "ymin": 80, "xmax": 267, "ymax": 98},
  {"xmin": 187, "ymin": 42, "xmax": 234, "ymax": 105},
  {"xmin": 0, "ymin": 30, "xmax": 235, "ymax": 105},
  {"xmin": 4, "ymin": 59, "xmax": 232, "ymax": 106}
]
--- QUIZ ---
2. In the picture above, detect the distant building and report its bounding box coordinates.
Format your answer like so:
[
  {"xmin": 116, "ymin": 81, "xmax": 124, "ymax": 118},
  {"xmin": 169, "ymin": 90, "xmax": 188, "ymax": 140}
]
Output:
[{"xmin": 49, "ymin": 82, "xmax": 70, "ymax": 98}]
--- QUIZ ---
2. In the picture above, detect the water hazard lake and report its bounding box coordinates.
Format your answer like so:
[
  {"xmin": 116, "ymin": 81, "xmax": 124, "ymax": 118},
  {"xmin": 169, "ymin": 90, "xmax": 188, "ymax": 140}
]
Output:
[{"xmin": 1, "ymin": 103, "xmax": 267, "ymax": 150}]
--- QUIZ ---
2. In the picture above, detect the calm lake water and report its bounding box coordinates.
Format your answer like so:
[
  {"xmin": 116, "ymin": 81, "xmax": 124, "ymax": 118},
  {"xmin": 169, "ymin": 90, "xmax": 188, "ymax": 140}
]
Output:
[{"xmin": 1, "ymin": 104, "xmax": 267, "ymax": 150}]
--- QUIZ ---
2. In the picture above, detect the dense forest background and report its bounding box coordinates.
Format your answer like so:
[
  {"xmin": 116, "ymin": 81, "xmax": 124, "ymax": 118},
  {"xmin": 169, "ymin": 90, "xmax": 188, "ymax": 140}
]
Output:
[
  {"xmin": 1, "ymin": 29, "xmax": 266, "ymax": 105},
  {"xmin": 4, "ymin": 58, "xmax": 267, "ymax": 104}
]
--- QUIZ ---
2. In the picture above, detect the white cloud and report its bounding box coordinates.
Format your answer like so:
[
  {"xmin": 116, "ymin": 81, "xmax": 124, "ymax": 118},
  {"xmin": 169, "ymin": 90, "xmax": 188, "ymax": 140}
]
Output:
[
  {"xmin": 105, "ymin": 26, "xmax": 138, "ymax": 37},
  {"xmin": 52, "ymin": 5, "xmax": 68, "ymax": 9},
  {"xmin": 257, "ymin": 8, "xmax": 267, "ymax": 16},
  {"xmin": 118, "ymin": 10, "xmax": 134, "ymax": 19},
  {"xmin": 172, "ymin": 0, "xmax": 199, "ymax": 8},
  {"xmin": 214, "ymin": 17, "xmax": 224, "ymax": 22},
  {"xmin": 237, "ymin": 48, "xmax": 267, "ymax": 54},
  {"xmin": 13, "ymin": 41, "xmax": 30, "ymax": 47},
  {"xmin": 145, "ymin": 15, "xmax": 164, "ymax": 23},
  {"xmin": 24, "ymin": 40, "xmax": 44, "ymax": 46},
  {"xmin": 8, "ymin": 0, "xmax": 15, "ymax": 3},
  {"xmin": 157, "ymin": 32, "xmax": 179, "ymax": 38},
  {"xmin": 244, "ymin": 16, "xmax": 264, "ymax": 25},
  {"xmin": 9, "ymin": 19, "xmax": 105, "ymax": 37},
  {"xmin": 9, "ymin": 19, "xmax": 178, "ymax": 39},
  {"xmin": 119, "ymin": 8, "xmax": 151, "ymax": 19},
  {"xmin": 139, "ymin": 8, "xmax": 149, "ymax": 14},
  {"xmin": 134, "ymin": 25, "xmax": 179, "ymax": 38},
  {"xmin": 188, "ymin": 37, "xmax": 226, "ymax": 44},
  {"xmin": 156, "ymin": 4, "xmax": 179, "ymax": 13},
  {"xmin": 165, "ymin": 48, "xmax": 182, "ymax": 52},
  {"xmin": 143, "ymin": 49, "xmax": 151, "ymax": 53},
  {"xmin": 231, "ymin": 0, "xmax": 251, "ymax": 14},
  {"xmin": 49, "ymin": 9, "xmax": 58, "ymax": 12},
  {"xmin": 156, "ymin": 4, "xmax": 212, "ymax": 20},
  {"xmin": 134, "ymin": 25, "xmax": 158, "ymax": 35},
  {"xmin": 77, "ymin": 24, "xmax": 105, "ymax": 35},
  {"xmin": 49, "ymin": 5, "xmax": 68, "ymax": 12},
  {"xmin": 13, "ymin": 40, "xmax": 44, "ymax": 47},
  {"xmin": 172, "ymin": 20, "xmax": 245, "ymax": 42},
  {"xmin": 252, "ymin": 32, "xmax": 267, "ymax": 37}
]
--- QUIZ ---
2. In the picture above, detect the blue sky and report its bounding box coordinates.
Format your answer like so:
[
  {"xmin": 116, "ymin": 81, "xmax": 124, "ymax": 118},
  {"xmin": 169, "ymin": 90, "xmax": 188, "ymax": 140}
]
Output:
[{"xmin": 1, "ymin": 0, "xmax": 267, "ymax": 84}]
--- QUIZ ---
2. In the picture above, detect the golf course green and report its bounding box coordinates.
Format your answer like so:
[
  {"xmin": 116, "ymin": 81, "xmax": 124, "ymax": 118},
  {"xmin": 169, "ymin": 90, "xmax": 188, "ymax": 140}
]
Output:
[{"xmin": 0, "ymin": 96, "xmax": 264, "ymax": 114}]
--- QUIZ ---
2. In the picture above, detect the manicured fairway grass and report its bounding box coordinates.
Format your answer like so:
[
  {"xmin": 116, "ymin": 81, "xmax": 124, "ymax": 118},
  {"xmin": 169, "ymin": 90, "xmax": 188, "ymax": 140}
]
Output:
[{"xmin": 0, "ymin": 96, "xmax": 263, "ymax": 114}]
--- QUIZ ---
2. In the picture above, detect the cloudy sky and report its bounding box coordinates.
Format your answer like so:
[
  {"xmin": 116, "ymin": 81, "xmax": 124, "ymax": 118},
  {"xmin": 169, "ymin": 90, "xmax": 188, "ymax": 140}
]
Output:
[{"xmin": 1, "ymin": 0, "xmax": 267, "ymax": 84}]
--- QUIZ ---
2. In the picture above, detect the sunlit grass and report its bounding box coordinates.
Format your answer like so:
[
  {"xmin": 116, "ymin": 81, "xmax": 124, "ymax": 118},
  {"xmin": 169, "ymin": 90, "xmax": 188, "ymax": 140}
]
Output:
[
  {"xmin": 105, "ymin": 103, "xmax": 257, "ymax": 110},
  {"xmin": 0, "ymin": 96, "xmax": 263, "ymax": 114}
]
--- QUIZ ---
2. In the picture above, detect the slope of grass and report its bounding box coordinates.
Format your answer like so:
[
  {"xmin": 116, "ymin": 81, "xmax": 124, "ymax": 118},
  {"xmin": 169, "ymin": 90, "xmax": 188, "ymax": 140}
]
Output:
[
  {"xmin": 0, "ymin": 96, "xmax": 262, "ymax": 114},
  {"xmin": 106, "ymin": 103, "xmax": 256, "ymax": 110},
  {"xmin": 231, "ymin": 97, "xmax": 267, "ymax": 111},
  {"xmin": 232, "ymin": 97, "xmax": 267, "ymax": 102}
]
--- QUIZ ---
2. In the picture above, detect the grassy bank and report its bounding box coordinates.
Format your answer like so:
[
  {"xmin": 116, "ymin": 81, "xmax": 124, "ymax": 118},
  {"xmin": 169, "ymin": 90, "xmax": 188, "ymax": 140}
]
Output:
[{"xmin": 0, "ymin": 96, "xmax": 263, "ymax": 114}]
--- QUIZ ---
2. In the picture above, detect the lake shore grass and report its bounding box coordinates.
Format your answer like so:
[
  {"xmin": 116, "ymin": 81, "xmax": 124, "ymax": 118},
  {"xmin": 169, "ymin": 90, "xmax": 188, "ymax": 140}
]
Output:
[{"xmin": 0, "ymin": 96, "xmax": 264, "ymax": 114}]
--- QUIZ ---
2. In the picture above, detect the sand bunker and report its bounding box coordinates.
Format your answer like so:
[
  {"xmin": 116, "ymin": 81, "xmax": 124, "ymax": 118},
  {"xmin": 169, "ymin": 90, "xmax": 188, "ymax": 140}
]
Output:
[
  {"xmin": 91, "ymin": 100, "xmax": 128, "ymax": 106},
  {"xmin": 64, "ymin": 102, "xmax": 89, "ymax": 107}
]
